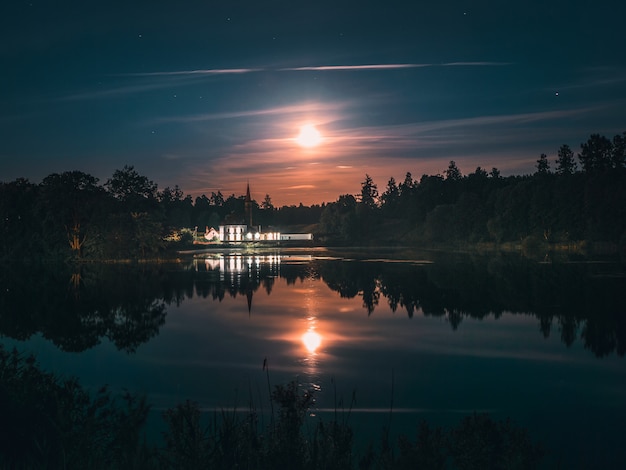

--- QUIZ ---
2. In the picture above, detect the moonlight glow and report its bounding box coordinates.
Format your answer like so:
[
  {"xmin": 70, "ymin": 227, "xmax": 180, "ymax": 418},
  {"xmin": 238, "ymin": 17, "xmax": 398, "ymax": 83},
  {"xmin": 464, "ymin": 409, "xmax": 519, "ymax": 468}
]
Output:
[
  {"xmin": 302, "ymin": 330, "xmax": 322, "ymax": 353},
  {"xmin": 295, "ymin": 124, "xmax": 322, "ymax": 148}
]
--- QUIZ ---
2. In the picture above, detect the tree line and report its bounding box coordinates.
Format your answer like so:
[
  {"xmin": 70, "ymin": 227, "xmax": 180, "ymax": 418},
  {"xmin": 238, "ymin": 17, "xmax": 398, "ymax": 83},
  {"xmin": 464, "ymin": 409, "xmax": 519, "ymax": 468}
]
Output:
[
  {"xmin": 1, "ymin": 131, "xmax": 625, "ymax": 260},
  {"xmin": 0, "ymin": 165, "xmax": 322, "ymax": 261},
  {"xmin": 319, "ymin": 131, "xmax": 626, "ymax": 247}
]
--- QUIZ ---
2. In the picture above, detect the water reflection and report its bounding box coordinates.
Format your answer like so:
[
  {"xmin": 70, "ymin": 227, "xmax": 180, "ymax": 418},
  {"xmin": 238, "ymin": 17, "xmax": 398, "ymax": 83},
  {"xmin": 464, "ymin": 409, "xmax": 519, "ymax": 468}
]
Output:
[
  {"xmin": 297, "ymin": 274, "xmax": 324, "ymax": 391},
  {"xmin": 302, "ymin": 330, "xmax": 322, "ymax": 354},
  {"xmin": 2, "ymin": 251, "xmax": 624, "ymax": 469},
  {"xmin": 0, "ymin": 251, "xmax": 624, "ymax": 357},
  {"xmin": 194, "ymin": 253, "xmax": 283, "ymax": 283}
]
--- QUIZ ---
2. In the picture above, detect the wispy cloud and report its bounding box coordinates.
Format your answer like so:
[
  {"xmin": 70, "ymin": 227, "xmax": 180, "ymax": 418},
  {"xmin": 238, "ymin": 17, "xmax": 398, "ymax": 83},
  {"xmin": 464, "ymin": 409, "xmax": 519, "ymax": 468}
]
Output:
[
  {"xmin": 282, "ymin": 62, "xmax": 509, "ymax": 71},
  {"xmin": 59, "ymin": 82, "xmax": 172, "ymax": 102},
  {"xmin": 283, "ymin": 184, "xmax": 316, "ymax": 190},
  {"xmin": 174, "ymin": 104, "xmax": 606, "ymax": 173},
  {"xmin": 57, "ymin": 61, "xmax": 510, "ymax": 102},
  {"xmin": 130, "ymin": 61, "xmax": 509, "ymax": 75},
  {"xmin": 442, "ymin": 62, "xmax": 510, "ymax": 67},
  {"xmin": 150, "ymin": 101, "xmax": 345, "ymax": 124},
  {"xmin": 122, "ymin": 68, "xmax": 262, "ymax": 77},
  {"xmin": 188, "ymin": 102, "xmax": 609, "ymax": 192},
  {"xmin": 283, "ymin": 64, "xmax": 428, "ymax": 71},
  {"xmin": 404, "ymin": 106, "xmax": 605, "ymax": 133},
  {"xmin": 57, "ymin": 74, "xmax": 204, "ymax": 102},
  {"xmin": 551, "ymin": 71, "xmax": 626, "ymax": 91}
]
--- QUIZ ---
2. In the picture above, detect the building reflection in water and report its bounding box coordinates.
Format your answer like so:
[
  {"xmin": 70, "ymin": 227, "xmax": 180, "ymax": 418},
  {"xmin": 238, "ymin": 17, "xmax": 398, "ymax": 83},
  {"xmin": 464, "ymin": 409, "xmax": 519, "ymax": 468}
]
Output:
[
  {"xmin": 194, "ymin": 253, "xmax": 282, "ymax": 282},
  {"xmin": 192, "ymin": 253, "xmax": 323, "ymax": 391},
  {"xmin": 192, "ymin": 253, "xmax": 282, "ymax": 311}
]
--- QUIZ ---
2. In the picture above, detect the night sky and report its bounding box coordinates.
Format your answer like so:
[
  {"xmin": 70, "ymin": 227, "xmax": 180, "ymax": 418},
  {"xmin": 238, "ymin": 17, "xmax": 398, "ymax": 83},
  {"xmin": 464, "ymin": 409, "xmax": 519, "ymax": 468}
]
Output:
[{"xmin": 2, "ymin": 1, "xmax": 625, "ymax": 205}]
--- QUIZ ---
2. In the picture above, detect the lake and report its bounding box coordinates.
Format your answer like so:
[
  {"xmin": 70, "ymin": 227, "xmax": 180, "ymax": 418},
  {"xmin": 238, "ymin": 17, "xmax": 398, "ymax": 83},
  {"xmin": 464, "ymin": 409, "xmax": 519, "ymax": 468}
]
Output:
[{"xmin": 1, "ymin": 248, "xmax": 625, "ymax": 467}]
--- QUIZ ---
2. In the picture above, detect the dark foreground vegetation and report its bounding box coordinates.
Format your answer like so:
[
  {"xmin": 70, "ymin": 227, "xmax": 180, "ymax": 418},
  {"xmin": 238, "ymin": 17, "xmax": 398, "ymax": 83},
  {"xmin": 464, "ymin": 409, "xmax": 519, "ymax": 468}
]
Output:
[
  {"xmin": 1, "ymin": 132, "xmax": 625, "ymax": 261},
  {"xmin": 0, "ymin": 345, "xmax": 544, "ymax": 469}
]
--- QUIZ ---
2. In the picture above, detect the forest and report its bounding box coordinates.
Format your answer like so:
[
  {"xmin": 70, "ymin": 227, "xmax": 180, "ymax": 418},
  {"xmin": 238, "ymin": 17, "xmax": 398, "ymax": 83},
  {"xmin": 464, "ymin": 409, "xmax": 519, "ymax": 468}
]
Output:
[{"xmin": 1, "ymin": 131, "xmax": 625, "ymax": 260}]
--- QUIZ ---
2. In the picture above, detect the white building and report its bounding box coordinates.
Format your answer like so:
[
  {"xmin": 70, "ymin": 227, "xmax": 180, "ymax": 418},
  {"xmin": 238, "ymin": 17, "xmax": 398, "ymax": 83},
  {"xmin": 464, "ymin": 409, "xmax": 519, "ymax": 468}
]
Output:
[
  {"xmin": 280, "ymin": 233, "xmax": 313, "ymax": 241},
  {"xmin": 219, "ymin": 224, "xmax": 248, "ymax": 242},
  {"xmin": 218, "ymin": 224, "xmax": 282, "ymax": 243},
  {"xmin": 214, "ymin": 184, "xmax": 310, "ymax": 243}
]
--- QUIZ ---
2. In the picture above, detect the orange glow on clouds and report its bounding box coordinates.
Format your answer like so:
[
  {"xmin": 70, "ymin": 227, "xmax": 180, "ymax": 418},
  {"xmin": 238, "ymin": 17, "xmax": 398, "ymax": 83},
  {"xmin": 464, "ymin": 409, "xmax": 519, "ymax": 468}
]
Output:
[{"xmin": 180, "ymin": 99, "xmax": 551, "ymax": 206}]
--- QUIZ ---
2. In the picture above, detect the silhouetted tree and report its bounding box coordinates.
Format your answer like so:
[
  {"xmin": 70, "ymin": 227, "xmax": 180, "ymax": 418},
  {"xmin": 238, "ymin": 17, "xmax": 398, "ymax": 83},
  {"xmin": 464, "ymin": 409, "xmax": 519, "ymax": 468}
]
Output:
[
  {"xmin": 380, "ymin": 176, "xmax": 399, "ymax": 213},
  {"xmin": 555, "ymin": 144, "xmax": 576, "ymax": 175},
  {"xmin": 611, "ymin": 131, "xmax": 626, "ymax": 169},
  {"xmin": 261, "ymin": 194, "xmax": 274, "ymax": 210},
  {"xmin": 579, "ymin": 134, "xmax": 613, "ymax": 173},
  {"xmin": 535, "ymin": 153, "xmax": 550, "ymax": 174},
  {"xmin": 471, "ymin": 166, "xmax": 488, "ymax": 178},
  {"xmin": 105, "ymin": 165, "xmax": 158, "ymax": 212},
  {"xmin": 399, "ymin": 172, "xmax": 414, "ymax": 195},
  {"xmin": 360, "ymin": 174, "xmax": 378, "ymax": 208},
  {"xmin": 210, "ymin": 190, "xmax": 225, "ymax": 207},
  {"xmin": 319, "ymin": 194, "xmax": 358, "ymax": 242},
  {"xmin": 445, "ymin": 160, "xmax": 462, "ymax": 181},
  {"xmin": 159, "ymin": 185, "xmax": 193, "ymax": 229},
  {"xmin": 38, "ymin": 171, "xmax": 107, "ymax": 258},
  {"xmin": 192, "ymin": 194, "xmax": 212, "ymax": 230}
]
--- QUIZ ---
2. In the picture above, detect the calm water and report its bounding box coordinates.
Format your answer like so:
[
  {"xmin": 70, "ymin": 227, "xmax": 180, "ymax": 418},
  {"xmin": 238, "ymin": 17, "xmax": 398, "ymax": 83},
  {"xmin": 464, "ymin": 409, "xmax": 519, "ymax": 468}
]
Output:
[{"xmin": 2, "ymin": 248, "xmax": 625, "ymax": 467}]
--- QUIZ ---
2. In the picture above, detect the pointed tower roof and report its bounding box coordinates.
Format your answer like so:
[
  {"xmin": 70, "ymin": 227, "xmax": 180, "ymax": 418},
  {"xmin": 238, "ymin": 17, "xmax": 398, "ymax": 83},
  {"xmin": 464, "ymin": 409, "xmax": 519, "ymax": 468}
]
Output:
[
  {"xmin": 246, "ymin": 287, "xmax": 253, "ymax": 315},
  {"xmin": 244, "ymin": 181, "xmax": 253, "ymax": 227}
]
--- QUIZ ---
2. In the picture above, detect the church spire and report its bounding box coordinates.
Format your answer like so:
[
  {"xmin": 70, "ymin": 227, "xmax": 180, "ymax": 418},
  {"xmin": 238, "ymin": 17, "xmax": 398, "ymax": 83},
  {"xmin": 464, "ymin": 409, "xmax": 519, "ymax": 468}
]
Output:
[{"xmin": 244, "ymin": 181, "xmax": 253, "ymax": 227}]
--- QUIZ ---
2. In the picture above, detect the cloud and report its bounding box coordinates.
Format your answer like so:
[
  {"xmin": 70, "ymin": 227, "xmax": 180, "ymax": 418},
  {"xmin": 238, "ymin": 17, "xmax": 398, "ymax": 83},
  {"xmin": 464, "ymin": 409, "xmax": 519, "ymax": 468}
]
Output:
[
  {"xmin": 150, "ymin": 101, "xmax": 346, "ymax": 124},
  {"xmin": 122, "ymin": 68, "xmax": 262, "ymax": 77},
  {"xmin": 442, "ymin": 62, "xmax": 511, "ymax": 67},
  {"xmin": 283, "ymin": 184, "xmax": 316, "ymax": 190},
  {"xmin": 59, "ymin": 61, "xmax": 510, "ymax": 102},
  {"xmin": 160, "ymin": 103, "xmax": 606, "ymax": 198},
  {"xmin": 124, "ymin": 61, "xmax": 508, "ymax": 76},
  {"xmin": 188, "ymin": 103, "xmax": 606, "ymax": 199},
  {"xmin": 283, "ymin": 64, "xmax": 429, "ymax": 71},
  {"xmin": 551, "ymin": 72, "xmax": 626, "ymax": 92},
  {"xmin": 282, "ymin": 62, "xmax": 509, "ymax": 71},
  {"xmin": 57, "ymin": 74, "xmax": 202, "ymax": 102}
]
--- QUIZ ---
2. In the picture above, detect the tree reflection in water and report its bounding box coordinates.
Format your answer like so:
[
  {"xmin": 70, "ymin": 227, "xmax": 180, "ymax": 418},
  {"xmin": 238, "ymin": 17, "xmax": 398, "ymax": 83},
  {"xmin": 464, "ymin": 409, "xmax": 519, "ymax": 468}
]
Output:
[{"xmin": 0, "ymin": 251, "xmax": 624, "ymax": 357}]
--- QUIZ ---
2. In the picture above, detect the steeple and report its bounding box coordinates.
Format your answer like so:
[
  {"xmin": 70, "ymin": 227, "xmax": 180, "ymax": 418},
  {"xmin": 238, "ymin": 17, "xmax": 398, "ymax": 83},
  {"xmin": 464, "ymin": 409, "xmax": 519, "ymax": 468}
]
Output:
[{"xmin": 244, "ymin": 181, "xmax": 253, "ymax": 227}]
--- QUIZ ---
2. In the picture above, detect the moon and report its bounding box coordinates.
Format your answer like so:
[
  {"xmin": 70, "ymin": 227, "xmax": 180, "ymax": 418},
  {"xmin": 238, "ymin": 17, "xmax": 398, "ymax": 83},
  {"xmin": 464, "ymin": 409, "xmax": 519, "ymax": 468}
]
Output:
[{"xmin": 295, "ymin": 124, "xmax": 322, "ymax": 148}]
